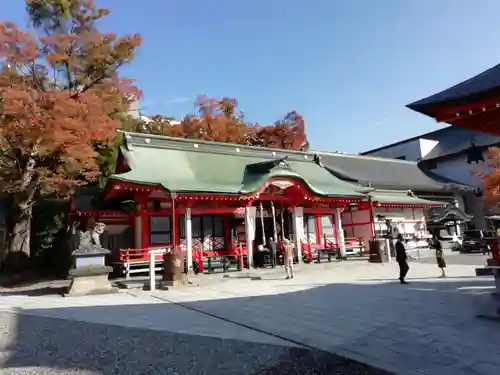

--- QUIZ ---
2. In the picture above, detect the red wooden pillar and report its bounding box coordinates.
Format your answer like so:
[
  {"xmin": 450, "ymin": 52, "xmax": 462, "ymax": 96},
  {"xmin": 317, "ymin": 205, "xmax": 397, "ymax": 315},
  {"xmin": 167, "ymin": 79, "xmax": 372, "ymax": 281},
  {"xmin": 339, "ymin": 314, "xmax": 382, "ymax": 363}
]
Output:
[
  {"xmin": 315, "ymin": 214, "xmax": 322, "ymax": 245},
  {"xmin": 332, "ymin": 211, "xmax": 337, "ymax": 245},
  {"xmin": 369, "ymin": 202, "xmax": 375, "ymax": 239},
  {"xmin": 138, "ymin": 201, "xmax": 149, "ymax": 249},
  {"xmin": 129, "ymin": 213, "xmax": 136, "ymax": 249},
  {"xmin": 174, "ymin": 206, "xmax": 181, "ymax": 250},
  {"xmin": 224, "ymin": 214, "xmax": 231, "ymax": 250}
]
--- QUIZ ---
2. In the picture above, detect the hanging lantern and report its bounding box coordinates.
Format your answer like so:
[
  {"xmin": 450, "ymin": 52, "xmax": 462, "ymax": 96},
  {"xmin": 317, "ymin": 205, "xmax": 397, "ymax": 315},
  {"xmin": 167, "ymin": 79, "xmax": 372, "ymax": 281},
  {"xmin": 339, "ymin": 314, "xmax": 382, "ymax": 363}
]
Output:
[{"xmin": 466, "ymin": 140, "xmax": 484, "ymax": 164}]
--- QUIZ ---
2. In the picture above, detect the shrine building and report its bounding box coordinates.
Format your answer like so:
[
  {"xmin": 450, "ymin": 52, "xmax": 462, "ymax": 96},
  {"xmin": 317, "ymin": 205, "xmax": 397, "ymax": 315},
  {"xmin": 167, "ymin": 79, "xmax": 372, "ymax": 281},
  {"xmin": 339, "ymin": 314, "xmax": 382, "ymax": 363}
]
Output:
[
  {"xmin": 71, "ymin": 132, "xmax": 466, "ymax": 278},
  {"xmin": 407, "ymin": 63, "xmax": 500, "ymax": 227},
  {"xmin": 407, "ymin": 63, "xmax": 500, "ymax": 135}
]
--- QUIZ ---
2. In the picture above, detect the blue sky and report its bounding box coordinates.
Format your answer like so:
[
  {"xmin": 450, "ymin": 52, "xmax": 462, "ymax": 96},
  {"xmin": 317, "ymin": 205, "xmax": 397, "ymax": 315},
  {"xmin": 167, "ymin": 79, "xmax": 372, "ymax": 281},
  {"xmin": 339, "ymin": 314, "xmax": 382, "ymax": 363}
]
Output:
[{"xmin": 4, "ymin": 1, "xmax": 500, "ymax": 153}]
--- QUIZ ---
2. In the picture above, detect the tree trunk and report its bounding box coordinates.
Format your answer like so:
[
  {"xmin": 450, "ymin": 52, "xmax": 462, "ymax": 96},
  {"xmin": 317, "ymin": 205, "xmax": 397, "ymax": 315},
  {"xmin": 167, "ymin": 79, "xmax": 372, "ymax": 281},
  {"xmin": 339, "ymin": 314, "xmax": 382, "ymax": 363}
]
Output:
[
  {"xmin": 2, "ymin": 199, "xmax": 34, "ymax": 273},
  {"xmin": 1, "ymin": 157, "xmax": 38, "ymax": 272}
]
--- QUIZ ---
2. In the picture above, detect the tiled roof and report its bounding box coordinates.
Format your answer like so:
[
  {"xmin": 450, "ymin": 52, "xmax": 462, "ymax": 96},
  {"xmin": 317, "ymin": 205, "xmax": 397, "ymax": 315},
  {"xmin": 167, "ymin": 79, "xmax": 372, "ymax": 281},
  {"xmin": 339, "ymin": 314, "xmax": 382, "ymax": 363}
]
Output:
[
  {"xmin": 369, "ymin": 190, "xmax": 447, "ymax": 207},
  {"xmin": 426, "ymin": 206, "xmax": 473, "ymax": 224},
  {"xmin": 105, "ymin": 133, "xmax": 468, "ymax": 201},
  {"xmin": 421, "ymin": 127, "xmax": 500, "ymax": 160},
  {"xmin": 407, "ymin": 63, "xmax": 500, "ymax": 111},
  {"xmin": 317, "ymin": 152, "xmax": 454, "ymax": 191},
  {"xmin": 111, "ymin": 133, "xmax": 365, "ymax": 198},
  {"xmin": 362, "ymin": 125, "xmax": 500, "ymax": 162}
]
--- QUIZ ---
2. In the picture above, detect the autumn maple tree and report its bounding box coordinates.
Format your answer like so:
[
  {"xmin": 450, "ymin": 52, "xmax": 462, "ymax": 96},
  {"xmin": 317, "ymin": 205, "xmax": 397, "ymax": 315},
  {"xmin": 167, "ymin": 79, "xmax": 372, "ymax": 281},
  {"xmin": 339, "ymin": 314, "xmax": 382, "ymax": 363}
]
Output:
[
  {"xmin": 480, "ymin": 147, "xmax": 500, "ymax": 210},
  {"xmin": 253, "ymin": 111, "xmax": 310, "ymax": 150},
  {"xmin": 0, "ymin": 0, "xmax": 141, "ymax": 268},
  {"xmin": 154, "ymin": 95, "xmax": 309, "ymax": 150},
  {"xmin": 162, "ymin": 96, "xmax": 250, "ymax": 144}
]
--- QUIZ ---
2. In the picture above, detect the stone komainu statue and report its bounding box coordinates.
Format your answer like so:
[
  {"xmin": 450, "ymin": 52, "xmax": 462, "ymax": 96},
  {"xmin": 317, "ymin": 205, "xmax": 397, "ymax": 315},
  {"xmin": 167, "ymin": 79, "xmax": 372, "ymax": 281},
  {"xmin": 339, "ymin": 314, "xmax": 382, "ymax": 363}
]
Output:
[{"xmin": 78, "ymin": 222, "xmax": 106, "ymax": 251}]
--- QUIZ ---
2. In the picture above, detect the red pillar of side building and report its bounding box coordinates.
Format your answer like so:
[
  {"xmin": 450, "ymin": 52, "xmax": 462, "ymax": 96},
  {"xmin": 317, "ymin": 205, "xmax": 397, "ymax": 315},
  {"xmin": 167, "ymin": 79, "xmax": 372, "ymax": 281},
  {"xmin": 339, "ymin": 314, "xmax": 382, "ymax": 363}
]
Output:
[
  {"xmin": 223, "ymin": 214, "xmax": 231, "ymax": 251},
  {"xmin": 139, "ymin": 202, "xmax": 149, "ymax": 249}
]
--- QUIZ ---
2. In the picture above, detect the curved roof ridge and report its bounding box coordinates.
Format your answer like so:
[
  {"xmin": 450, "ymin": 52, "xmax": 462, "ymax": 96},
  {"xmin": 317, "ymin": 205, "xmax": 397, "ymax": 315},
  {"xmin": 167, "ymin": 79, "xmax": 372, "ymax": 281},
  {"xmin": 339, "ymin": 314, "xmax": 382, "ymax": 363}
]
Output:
[
  {"xmin": 315, "ymin": 150, "xmax": 419, "ymax": 164},
  {"xmin": 407, "ymin": 62, "xmax": 500, "ymax": 111},
  {"xmin": 121, "ymin": 131, "xmax": 312, "ymax": 157}
]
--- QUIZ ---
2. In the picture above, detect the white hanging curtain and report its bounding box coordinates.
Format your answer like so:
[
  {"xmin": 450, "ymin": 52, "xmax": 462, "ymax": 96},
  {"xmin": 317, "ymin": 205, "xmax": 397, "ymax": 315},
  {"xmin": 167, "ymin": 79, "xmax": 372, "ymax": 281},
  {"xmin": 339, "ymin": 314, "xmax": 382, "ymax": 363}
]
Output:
[
  {"xmin": 260, "ymin": 202, "xmax": 266, "ymax": 246},
  {"xmin": 271, "ymin": 201, "xmax": 278, "ymax": 242},
  {"xmin": 294, "ymin": 207, "xmax": 305, "ymax": 245},
  {"xmin": 280, "ymin": 204, "xmax": 285, "ymax": 241},
  {"xmin": 244, "ymin": 206, "xmax": 257, "ymax": 268},
  {"xmin": 245, "ymin": 209, "xmax": 256, "ymax": 241}
]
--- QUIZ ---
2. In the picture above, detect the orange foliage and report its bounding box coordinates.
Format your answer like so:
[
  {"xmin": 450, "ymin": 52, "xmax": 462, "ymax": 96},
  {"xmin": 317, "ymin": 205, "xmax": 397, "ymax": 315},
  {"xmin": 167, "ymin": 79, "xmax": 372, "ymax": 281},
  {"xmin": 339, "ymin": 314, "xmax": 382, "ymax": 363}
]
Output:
[
  {"xmin": 254, "ymin": 111, "xmax": 309, "ymax": 150},
  {"xmin": 0, "ymin": 0, "xmax": 141, "ymax": 263},
  {"xmin": 482, "ymin": 147, "xmax": 500, "ymax": 208},
  {"xmin": 158, "ymin": 95, "xmax": 309, "ymax": 150},
  {"xmin": 0, "ymin": 2, "xmax": 142, "ymax": 198}
]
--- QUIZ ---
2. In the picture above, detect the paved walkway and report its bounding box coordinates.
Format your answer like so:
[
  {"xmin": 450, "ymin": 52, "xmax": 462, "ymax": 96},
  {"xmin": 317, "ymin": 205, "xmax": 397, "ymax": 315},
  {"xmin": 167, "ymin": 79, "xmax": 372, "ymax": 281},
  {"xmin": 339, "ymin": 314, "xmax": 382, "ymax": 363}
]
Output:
[
  {"xmin": 0, "ymin": 266, "xmax": 392, "ymax": 374},
  {"xmin": 0, "ymin": 261, "xmax": 498, "ymax": 374},
  {"xmin": 152, "ymin": 261, "xmax": 500, "ymax": 375},
  {"xmin": 0, "ymin": 291, "xmax": 290, "ymax": 346}
]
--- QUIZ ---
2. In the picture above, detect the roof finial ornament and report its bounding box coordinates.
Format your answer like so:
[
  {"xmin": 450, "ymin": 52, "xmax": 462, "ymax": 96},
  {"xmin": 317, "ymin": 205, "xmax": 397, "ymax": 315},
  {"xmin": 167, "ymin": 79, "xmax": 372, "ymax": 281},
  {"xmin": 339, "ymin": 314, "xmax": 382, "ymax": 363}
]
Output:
[
  {"xmin": 313, "ymin": 152, "xmax": 324, "ymax": 167},
  {"xmin": 123, "ymin": 132, "xmax": 133, "ymax": 150},
  {"xmin": 276, "ymin": 156, "xmax": 290, "ymax": 170}
]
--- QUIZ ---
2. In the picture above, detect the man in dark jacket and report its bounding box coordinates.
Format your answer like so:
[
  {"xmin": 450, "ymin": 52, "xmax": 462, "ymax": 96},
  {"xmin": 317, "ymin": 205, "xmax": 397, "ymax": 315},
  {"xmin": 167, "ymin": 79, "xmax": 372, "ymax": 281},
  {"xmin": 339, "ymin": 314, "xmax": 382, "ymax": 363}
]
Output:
[{"xmin": 395, "ymin": 234, "xmax": 409, "ymax": 284}]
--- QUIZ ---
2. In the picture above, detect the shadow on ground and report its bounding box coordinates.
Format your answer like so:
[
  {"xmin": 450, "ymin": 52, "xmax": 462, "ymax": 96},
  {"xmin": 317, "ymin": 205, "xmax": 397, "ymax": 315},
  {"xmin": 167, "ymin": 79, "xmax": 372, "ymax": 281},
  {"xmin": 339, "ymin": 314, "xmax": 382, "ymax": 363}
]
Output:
[{"xmin": 1, "ymin": 277, "xmax": 498, "ymax": 374}]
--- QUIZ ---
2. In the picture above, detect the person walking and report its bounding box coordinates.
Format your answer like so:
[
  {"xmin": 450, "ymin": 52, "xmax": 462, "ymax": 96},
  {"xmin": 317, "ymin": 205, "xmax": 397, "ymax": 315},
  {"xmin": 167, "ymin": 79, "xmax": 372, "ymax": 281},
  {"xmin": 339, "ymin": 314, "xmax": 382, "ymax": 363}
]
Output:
[
  {"xmin": 395, "ymin": 234, "xmax": 409, "ymax": 284},
  {"xmin": 283, "ymin": 238, "xmax": 294, "ymax": 279},
  {"xmin": 268, "ymin": 237, "xmax": 277, "ymax": 268},
  {"xmin": 385, "ymin": 219, "xmax": 400, "ymax": 257},
  {"xmin": 430, "ymin": 234, "xmax": 446, "ymax": 278}
]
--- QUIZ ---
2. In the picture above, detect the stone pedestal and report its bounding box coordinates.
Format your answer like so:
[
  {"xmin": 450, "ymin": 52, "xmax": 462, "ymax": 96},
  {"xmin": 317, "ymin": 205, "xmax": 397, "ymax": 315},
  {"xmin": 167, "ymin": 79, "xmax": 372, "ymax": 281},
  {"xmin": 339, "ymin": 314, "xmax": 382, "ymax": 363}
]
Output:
[
  {"xmin": 369, "ymin": 238, "xmax": 391, "ymax": 263},
  {"xmin": 65, "ymin": 247, "xmax": 117, "ymax": 297},
  {"xmin": 160, "ymin": 251, "xmax": 188, "ymax": 289}
]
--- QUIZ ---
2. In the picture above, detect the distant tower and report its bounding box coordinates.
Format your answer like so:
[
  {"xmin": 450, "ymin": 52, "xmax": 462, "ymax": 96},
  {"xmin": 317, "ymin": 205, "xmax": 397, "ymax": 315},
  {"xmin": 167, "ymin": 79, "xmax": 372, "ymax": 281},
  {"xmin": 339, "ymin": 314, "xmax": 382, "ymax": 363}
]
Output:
[{"xmin": 128, "ymin": 99, "xmax": 141, "ymax": 119}]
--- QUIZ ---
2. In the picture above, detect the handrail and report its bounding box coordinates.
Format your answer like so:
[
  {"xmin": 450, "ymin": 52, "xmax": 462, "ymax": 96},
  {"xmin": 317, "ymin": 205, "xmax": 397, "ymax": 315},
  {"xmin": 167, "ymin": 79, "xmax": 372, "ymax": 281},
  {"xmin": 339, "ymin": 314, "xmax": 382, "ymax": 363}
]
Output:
[{"xmin": 119, "ymin": 245, "xmax": 245, "ymax": 262}]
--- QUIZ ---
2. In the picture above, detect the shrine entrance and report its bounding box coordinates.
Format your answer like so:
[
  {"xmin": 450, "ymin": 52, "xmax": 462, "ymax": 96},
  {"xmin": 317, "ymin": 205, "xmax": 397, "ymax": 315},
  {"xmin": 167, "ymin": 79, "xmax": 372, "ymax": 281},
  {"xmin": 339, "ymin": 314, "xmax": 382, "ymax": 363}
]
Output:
[
  {"xmin": 247, "ymin": 178, "xmax": 312, "ymax": 267},
  {"xmin": 253, "ymin": 201, "xmax": 294, "ymax": 247}
]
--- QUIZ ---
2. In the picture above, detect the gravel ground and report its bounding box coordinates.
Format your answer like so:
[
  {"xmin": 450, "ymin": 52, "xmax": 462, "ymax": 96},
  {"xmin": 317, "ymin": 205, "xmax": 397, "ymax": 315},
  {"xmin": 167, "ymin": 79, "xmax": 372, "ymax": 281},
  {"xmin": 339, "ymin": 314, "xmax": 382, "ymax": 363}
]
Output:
[{"xmin": 0, "ymin": 311, "xmax": 393, "ymax": 375}]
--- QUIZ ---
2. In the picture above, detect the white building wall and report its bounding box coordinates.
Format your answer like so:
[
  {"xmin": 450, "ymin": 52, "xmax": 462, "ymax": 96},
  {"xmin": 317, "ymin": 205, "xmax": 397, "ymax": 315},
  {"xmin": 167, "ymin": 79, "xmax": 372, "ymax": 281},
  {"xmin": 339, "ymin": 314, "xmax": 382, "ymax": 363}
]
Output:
[
  {"xmin": 419, "ymin": 139, "xmax": 439, "ymax": 159},
  {"xmin": 362, "ymin": 133, "xmax": 498, "ymax": 230},
  {"xmin": 365, "ymin": 138, "xmax": 439, "ymax": 161},
  {"xmin": 128, "ymin": 99, "xmax": 141, "ymax": 119},
  {"xmin": 431, "ymin": 153, "xmax": 490, "ymax": 188},
  {"xmin": 431, "ymin": 152, "xmax": 491, "ymax": 229}
]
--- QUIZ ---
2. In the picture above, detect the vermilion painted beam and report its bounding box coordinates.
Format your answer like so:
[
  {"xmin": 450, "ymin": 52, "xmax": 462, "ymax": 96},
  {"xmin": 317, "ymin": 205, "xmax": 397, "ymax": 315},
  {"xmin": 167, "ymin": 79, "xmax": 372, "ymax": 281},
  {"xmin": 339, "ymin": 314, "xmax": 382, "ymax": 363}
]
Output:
[
  {"xmin": 434, "ymin": 95, "xmax": 500, "ymax": 122},
  {"xmin": 451, "ymin": 110, "xmax": 500, "ymax": 135}
]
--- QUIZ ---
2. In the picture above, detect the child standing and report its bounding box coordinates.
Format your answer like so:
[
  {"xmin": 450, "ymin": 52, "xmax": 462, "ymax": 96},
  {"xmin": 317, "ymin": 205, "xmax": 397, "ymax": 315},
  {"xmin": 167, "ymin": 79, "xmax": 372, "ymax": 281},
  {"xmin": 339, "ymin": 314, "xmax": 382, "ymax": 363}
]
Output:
[{"xmin": 283, "ymin": 238, "xmax": 294, "ymax": 279}]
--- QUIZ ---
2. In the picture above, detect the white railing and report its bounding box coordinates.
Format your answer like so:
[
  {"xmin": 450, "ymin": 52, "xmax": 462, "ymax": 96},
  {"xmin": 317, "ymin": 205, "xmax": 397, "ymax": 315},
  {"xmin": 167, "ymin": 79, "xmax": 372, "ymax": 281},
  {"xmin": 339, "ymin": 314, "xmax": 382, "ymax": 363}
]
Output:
[{"xmin": 148, "ymin": 247, "xmax": 169, "ymax": 292}]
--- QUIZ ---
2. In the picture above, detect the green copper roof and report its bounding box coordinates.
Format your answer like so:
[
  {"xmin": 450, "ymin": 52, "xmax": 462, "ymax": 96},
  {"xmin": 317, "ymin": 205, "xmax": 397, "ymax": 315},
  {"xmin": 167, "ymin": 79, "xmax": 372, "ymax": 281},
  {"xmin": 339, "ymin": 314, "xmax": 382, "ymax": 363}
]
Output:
[
  {"xmin": 110, "ymin": 132, "xmax": 366, "ymax": 198},
  {"xmin": 369, "ymin": 190, "xmax": 447, "ymax": 206}
]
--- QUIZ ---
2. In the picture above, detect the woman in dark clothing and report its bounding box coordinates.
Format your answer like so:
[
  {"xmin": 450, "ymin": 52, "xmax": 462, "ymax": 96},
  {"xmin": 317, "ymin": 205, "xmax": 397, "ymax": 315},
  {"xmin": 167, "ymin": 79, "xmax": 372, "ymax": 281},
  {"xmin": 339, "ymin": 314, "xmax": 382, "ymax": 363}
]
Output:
[{"xmin": 430, "ymin": 234, "xmax": 446, "ymax": 278}]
